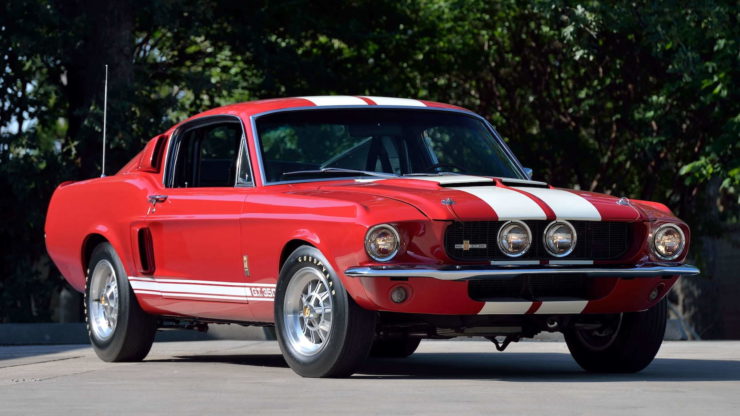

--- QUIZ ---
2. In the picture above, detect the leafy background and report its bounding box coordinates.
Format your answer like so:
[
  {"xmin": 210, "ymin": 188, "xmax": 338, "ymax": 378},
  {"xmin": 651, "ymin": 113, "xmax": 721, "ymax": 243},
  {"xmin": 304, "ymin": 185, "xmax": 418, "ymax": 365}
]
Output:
[{"xmin": 1, "ymin": 0, "xmax": 737, "ymax": 336}]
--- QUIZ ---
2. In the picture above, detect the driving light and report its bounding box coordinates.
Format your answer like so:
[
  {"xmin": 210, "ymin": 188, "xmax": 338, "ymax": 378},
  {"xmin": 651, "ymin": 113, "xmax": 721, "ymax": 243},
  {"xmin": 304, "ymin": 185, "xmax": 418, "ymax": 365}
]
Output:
[
  {"xmin": 496, "ymin": 221, "xmax": 532, "ymax": 257},
  {"xmin": 652, "ymin": 224, "xmax": 685, "ymax": 260},
  {"xmin": 543, "ymin": 221, "xmax": 577, "ymax": 257},
  {"xmin": 365, "ymin": 224, "xmax": 401, "ymax": 262},
  {"xmin": 390, "ymin": 286, "xmax": 408, "ymax": 303}
]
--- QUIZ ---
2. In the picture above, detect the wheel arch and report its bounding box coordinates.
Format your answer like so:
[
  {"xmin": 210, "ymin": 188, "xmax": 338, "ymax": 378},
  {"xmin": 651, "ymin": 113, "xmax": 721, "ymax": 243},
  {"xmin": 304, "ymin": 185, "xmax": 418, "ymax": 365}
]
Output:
[
  {"xmin": 277, "ymin": 237, "xmax": 371, "ymax": 310},
  {"xmin": 279, "ymin": 239, "xmax": 316, "ymax": 272},
  {"xmin": 80, "ymin": 229, "xmax": 132, "ymax": 281},
  {"xmin": 82, "ymin": 233, "xmax": 109, "ymax": 274}
]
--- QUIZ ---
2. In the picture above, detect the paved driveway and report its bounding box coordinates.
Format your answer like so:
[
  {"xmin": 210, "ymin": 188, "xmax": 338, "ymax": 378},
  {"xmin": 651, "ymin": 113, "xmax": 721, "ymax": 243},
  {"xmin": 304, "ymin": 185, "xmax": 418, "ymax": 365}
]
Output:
[{"xmin": 1, "ymin": 340, "xmax": 738, "ymax": 415}]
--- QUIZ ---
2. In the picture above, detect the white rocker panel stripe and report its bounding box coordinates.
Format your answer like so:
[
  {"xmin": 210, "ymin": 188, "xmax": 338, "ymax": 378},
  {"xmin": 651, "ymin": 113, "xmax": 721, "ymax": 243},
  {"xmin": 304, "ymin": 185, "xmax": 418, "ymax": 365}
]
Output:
[
  {"xmin": 128, "ymin": 276, "xmax": 275, "ymax": 302},
  {"xmin": 514, "ymin": 187, "xmax": 601, "ymax": 221},
  {"xmin": 361, "ymin": 96, "xmax": 426, "ymax": 107},
  {"xmin": 451, "ymin": 185, "xmax": 547, "ymax": 220},
  {"xmin": 535, "ymin": 300, "xmax": 589, "ymax": 315},
  {"xmin": 478, "ymin": 301, "xmax": 533, "ymax": 315},
  {"xmin": 299, "ymin": 96, "xmax": 368, "ymax": 106},
  {"xmin": 129, "ymin": 276, "xmax": 275, "ymax": 288}
]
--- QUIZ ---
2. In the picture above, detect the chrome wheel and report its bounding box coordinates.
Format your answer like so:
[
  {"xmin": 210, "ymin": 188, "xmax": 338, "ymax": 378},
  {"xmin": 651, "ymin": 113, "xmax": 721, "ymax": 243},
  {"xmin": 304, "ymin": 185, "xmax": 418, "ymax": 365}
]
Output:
[
  {"xmin": 283, "ymin": 267, "xmax": 333, "ymax": 357},
  {"xmin": 89, "ymin": 259, "xmax": 119, "ymax": 341}
]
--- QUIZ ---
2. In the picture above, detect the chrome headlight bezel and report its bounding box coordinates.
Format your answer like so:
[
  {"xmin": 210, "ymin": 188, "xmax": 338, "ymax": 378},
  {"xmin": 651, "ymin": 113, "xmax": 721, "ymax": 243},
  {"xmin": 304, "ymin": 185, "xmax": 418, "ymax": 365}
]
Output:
[
  {"xmin": 496, "ymin": 220, "xmax": 533, "ymax": 258},
  {"xmin": 365, "ymin": 224, "xmax": 401, "ymax": 262},
  {"xmin": 651, "ymin": 223, "xmax": 685, "ymax": 261},
  {"xmin": 543, "ymin": 220, "xmax": 577, "ymax": 258}
]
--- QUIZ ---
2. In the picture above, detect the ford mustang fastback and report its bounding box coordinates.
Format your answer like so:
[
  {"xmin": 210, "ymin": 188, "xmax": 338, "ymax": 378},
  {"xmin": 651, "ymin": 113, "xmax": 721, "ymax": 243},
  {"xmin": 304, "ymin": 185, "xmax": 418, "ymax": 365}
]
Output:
[{"xmin": 45, "ymin": 96, "xmax": 699, "ymax": 377}]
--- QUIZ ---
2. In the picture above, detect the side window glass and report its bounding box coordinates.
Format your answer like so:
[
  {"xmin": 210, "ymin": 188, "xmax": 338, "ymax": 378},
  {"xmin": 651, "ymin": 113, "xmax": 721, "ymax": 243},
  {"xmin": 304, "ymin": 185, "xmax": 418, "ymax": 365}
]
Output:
[{"xmin": 170, "ymin": 121, "xmax": 242, "ymax": 188}]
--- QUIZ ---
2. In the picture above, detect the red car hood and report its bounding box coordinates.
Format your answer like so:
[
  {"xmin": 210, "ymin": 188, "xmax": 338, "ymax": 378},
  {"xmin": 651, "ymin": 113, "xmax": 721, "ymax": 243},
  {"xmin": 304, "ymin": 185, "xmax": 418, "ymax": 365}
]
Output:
[{"xmin": 318, "ymin": 175, "xmax": 645, "ymax": 222}]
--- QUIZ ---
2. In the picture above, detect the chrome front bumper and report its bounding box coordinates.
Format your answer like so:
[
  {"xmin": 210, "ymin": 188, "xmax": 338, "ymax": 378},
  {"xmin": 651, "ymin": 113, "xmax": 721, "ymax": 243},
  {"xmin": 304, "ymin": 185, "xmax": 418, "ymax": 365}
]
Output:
[{"xmin": 344, "ymin": 264, "xmax": 700, "ymax": 281}]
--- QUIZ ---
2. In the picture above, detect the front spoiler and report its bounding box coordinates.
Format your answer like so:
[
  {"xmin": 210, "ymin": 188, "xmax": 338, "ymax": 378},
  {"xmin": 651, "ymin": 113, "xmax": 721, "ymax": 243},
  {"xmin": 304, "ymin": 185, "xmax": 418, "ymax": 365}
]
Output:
[{"xmin": 344, "ymin": 264, "xmax": 700, "ymax": 281}]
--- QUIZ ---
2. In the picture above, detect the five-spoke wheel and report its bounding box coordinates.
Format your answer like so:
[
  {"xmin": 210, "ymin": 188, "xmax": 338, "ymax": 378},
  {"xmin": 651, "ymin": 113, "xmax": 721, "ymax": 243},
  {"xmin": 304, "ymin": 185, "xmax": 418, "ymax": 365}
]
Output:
[
  {"xmin": 88, "ymin": 259, "xmax": 119, "ymax": 341},
  {"xmin": 283, "ymin": 267, "xmax": 334, "ymax": 356},
  {"xmin": 85, "ymin": 243, "xmax": 157, "ymax": 362},
  {"xmin": 275, "ymin": 246, "xmax": 375, "ymax": 378}
]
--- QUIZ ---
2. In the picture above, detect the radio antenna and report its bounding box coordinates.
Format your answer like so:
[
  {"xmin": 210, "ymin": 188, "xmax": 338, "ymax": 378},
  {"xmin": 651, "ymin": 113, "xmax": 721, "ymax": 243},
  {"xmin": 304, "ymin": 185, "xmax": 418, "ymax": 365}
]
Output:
[{"xmin": 101, "ymin": 64, "xmax": 108, "ymax": 177}]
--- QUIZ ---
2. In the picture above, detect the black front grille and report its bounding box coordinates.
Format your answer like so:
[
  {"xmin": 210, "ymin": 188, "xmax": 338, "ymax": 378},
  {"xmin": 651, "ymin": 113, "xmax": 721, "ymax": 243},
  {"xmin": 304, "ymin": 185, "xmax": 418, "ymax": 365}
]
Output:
[
  {"xmin": 468, "ymin": 275, "xmax": 590, "ymax": 301},
  {"xmin": 445, "ymin": 221, "xmax": 631, "ymax": 261}
]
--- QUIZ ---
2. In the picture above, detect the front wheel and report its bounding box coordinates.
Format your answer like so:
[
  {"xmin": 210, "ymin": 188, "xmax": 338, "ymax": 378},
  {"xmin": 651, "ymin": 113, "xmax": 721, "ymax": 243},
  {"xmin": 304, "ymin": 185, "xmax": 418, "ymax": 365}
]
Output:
[
  {"xmin": 275, "ymin": 246, "xmax": 376, "ymax": 378},
  {"xmin": 85, "ymin": 243, "xmax": 157, "ymax": 362},
  {"xmin": 564, "ymin": 298, "xmax": 667, "ymax": 373}
]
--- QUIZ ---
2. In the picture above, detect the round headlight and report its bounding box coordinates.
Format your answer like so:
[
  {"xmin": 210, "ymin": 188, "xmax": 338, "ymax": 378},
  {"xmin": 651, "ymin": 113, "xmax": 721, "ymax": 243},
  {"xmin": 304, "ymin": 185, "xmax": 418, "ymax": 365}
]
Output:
[
  {"xmin": 365, "ymin": 224, "xmax": 401, "ymax": 262},
  {"xmin": 497, "ymin": 221, "xmax": 532, "ymax": 257},
  {"xmin": 652, "ymin": 224, "xmax": 685, "ymax": 260},
  {"xmin": 543, "ymin": 221, "xmax": 577, "ymax": 257}
]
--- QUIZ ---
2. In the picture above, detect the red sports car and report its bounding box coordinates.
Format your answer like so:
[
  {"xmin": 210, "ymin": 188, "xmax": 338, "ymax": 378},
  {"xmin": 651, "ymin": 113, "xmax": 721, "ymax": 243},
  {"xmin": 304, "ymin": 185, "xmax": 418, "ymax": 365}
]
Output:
[{"xmin": 45, "ymin": 96, "xmax": 699, "ymax": 377}]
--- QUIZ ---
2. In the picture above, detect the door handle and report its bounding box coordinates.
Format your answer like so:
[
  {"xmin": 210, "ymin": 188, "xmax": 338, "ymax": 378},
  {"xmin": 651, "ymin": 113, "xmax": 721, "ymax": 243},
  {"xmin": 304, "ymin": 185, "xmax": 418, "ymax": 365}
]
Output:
[{"xmin": 148, "ymin": 195, "xmax": 168, "ymax": 204}]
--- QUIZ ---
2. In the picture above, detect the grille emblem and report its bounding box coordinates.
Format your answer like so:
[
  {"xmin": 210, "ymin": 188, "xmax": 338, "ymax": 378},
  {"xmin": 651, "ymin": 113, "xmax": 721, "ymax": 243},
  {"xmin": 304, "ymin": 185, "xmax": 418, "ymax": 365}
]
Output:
[{"xmin": 455, "ymin": 240, "xmax": 487, "ymax": 251}]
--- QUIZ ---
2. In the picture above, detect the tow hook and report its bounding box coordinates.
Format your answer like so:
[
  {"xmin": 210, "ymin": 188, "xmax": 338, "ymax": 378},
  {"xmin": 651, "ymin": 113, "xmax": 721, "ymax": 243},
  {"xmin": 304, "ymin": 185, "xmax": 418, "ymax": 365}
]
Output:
[{"xmin": 486, "ymin": 335, "xmax": 520, "ymax": 352}]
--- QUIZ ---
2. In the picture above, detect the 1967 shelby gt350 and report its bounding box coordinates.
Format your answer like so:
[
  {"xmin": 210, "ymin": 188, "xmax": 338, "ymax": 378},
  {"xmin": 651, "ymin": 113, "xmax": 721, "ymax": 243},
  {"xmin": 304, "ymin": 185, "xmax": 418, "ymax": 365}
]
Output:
[{"xmin": 45, "ymin": 96, "xmax": 699, "ymax": 377}]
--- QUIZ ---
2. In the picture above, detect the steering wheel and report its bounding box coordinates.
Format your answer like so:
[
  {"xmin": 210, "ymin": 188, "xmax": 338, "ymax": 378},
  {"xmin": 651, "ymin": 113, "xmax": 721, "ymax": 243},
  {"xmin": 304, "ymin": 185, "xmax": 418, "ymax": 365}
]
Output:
[{"xmin": 427, "ymin": 162, "xmax": 467, "ymax": 173}]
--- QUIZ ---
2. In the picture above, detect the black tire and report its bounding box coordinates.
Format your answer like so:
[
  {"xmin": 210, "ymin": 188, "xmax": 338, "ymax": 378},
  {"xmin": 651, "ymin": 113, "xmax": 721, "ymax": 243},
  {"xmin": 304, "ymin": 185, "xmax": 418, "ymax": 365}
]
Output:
[
  {"xmin": 370, "ymin": 336, "xmax": 422, "ymax": 358},
  {"xmin": 85, "ymin": 243, "xmax": 157, "ymax": 362},
  {"xmin": 275, "ymin": 246, "xmax": 376, "ymax": 378},
  {"xmin": 564, "ymin": 298, "xmax": 667, "ymax": 373}
]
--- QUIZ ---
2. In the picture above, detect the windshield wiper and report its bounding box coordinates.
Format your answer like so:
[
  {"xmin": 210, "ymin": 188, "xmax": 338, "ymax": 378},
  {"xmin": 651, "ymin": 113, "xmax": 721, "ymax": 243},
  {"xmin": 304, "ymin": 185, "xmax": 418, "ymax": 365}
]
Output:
[{"xmin": 281, "ymin": 167, "xmax": 397, "ymax": 179}]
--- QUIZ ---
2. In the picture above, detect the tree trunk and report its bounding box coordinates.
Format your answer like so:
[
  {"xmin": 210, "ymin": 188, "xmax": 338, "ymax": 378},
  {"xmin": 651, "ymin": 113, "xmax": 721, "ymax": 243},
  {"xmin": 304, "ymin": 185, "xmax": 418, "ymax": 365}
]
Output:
[{"xmin": 57, "ymin": 0, "xmax": 134, "ymax": 179}]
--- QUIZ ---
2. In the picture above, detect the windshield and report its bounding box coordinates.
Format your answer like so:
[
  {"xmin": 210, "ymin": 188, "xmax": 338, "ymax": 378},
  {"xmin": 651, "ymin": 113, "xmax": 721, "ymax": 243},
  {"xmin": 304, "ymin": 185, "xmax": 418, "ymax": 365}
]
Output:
[{"xmin": 255, "ymin": 109, "xmax": 524, "ymax": 183}]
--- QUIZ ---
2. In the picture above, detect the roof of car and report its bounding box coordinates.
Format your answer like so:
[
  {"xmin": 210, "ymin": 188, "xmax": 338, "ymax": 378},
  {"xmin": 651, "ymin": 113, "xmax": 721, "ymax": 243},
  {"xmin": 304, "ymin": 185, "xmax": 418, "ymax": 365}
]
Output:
[{"xmin": 182, "ymin": 96, "xmax": 471, "ymax": 125}]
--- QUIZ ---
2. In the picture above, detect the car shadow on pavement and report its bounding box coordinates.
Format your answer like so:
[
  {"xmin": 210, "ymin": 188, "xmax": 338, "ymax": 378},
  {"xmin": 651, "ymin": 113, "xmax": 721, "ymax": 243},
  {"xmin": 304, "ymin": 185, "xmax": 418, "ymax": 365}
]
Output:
[
  {"xmin": 357, "ymin": 353, "xmax": 740, "ymax": 382},
  {"xmin": 153, "ymin": 352, "xmax": 740, "ymax": 382}
]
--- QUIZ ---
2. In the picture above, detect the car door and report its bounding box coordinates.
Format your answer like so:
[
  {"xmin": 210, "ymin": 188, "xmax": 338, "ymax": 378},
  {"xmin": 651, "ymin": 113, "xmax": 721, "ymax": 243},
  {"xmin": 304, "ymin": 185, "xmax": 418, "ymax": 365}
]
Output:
[{"xmin": 134, "ymin": 116, "xmax": 256, "ymax": 320}]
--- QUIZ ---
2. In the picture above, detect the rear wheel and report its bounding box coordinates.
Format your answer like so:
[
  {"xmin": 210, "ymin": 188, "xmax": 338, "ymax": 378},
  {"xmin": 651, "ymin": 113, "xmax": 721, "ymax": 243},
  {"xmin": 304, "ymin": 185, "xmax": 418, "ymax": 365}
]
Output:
[
  {"xmin": 275, "ymin": 246, "xmax": 376, "ymax": 377},
  {"xmin": 85, "ymin": 243, "xmax": 157, "ymax": 362},
  {"xmin": 565, "ymin": 298, "xmax": 667, "ymax": 373},
  {"xmin": 370, "ymin": 336, "xmax": 421, "ymax": 358}
]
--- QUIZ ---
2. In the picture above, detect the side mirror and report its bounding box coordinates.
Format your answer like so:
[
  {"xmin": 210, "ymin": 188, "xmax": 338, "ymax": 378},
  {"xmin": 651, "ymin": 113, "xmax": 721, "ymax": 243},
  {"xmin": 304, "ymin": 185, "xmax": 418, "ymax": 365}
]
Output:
[
  {"xmin": 523, "ymin": 167, "xmax": 533, "ymax": 179},
  {"xmin": 138, "ymin": 135, "xmax": 167, "ymax": 173}
]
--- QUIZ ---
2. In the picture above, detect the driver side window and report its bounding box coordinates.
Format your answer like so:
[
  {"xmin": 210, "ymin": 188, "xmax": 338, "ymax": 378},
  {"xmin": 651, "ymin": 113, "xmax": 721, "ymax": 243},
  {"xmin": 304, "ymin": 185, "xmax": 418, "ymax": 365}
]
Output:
[{"xmin": 170, "ymin": 121, "xmax": 243, "ymax": 188}]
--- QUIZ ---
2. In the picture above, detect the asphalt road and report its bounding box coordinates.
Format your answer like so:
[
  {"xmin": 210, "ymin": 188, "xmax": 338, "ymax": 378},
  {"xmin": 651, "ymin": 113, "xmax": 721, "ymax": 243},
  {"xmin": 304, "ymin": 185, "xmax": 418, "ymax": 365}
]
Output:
[{"xmin": 1, "ymin": 340, "xmax": 738, "ymax": 415}]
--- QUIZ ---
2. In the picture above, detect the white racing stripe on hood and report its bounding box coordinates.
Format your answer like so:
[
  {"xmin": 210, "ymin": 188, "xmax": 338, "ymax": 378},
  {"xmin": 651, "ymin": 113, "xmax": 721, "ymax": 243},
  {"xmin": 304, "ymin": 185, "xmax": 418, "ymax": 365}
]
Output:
[
  {"xmin": 361, "ymin": 96, "xmax": 426, "ymax": 107},
  {"xmin": 452, "ymin": 186, "xmax": 547, "ymax": 220},
  {"xmin": 405, "ymin": 175, "xmax": 547, "ymax": 219},
  {"xmin": 514, "ymin": 187, "xmax": 601, "ymax": 221},
  {"xmin": 299, "ymin": 96, "xmax": 368, "ymax": 106}
]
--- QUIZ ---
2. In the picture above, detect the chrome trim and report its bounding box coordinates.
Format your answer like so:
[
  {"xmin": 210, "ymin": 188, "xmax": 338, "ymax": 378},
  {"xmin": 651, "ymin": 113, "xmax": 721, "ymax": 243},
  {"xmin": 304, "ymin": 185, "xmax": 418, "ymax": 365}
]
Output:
[
  {"xmin": 344, "ymin": 264, "xmax": 700, "ymax": 281},
  {"xmin": 248, "ymin": 105, "xmax": 531, "ymax": 187}
]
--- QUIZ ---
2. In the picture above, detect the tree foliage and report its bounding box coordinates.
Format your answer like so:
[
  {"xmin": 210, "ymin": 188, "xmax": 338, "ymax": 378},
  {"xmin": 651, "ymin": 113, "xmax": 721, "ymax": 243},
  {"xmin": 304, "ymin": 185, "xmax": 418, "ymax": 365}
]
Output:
[{"xmin": 1, "ymin": 1, "xmax": 737, "ymax": 332}]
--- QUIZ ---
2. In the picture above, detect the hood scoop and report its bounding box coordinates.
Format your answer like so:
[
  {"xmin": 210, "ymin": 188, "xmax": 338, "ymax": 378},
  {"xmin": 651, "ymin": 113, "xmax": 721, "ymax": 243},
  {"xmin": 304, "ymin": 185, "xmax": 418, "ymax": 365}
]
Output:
[
  {"xmin": 498, "ymin": 178, "xmax": 549, "ymax": 188},
  {"xmin": 413, "ymin": 175, "xmax": 549, "ymax": 189}
]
